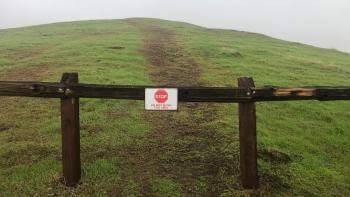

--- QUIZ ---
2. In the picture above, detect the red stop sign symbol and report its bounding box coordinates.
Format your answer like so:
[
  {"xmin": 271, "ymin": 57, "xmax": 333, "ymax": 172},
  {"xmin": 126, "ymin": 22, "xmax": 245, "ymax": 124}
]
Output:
[{"xmin": 154, "ymin": 89, "xmax": 168, "ymax": 103}]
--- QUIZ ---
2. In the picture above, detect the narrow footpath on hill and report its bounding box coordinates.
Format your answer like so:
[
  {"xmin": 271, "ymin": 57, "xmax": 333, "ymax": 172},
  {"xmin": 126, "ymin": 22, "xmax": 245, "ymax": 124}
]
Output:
[{"xmin": 113, "ymin": 20, "xmax": 239, "ymax": 196}]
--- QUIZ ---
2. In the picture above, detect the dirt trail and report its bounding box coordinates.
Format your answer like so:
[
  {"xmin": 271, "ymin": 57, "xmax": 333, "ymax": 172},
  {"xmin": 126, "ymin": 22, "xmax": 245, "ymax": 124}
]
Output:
[
  {"xmin": 139, "ymin": 25, "xmax": 201, "ymax": 86},
  {"xmin": 113, "ymin": 21, "xmax": 238, "ymax": 196}
]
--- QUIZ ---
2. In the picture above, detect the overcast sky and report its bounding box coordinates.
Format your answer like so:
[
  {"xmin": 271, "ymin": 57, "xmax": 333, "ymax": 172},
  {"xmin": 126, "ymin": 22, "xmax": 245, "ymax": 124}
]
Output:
[{"xmin": 0, "ymin": 0, "xmax": 349, "ymax": 53}]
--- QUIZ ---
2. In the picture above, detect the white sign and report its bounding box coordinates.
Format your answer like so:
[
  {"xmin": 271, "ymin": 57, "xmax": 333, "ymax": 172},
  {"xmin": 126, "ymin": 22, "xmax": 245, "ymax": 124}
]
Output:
[{"xmin": 145, "ymin": 88, "xmax": 178, "ymax": 110}]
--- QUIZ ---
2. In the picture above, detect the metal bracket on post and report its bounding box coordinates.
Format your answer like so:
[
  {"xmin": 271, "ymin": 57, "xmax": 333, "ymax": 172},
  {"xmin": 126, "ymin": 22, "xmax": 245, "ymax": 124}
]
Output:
[
  {"xmin": 60, "ymin": 73, "xmax": 81, "ymax": 186},
  {"xmin": 238, "ymin": 77, "xmax": 258, "ymax": 189}
]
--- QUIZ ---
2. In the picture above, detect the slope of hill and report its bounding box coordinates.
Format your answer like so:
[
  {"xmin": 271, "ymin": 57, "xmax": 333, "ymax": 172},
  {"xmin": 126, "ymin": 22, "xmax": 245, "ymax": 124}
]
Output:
[{"xmin": 0, "ymin": 18, "xmax": 349, "ymax": 196}]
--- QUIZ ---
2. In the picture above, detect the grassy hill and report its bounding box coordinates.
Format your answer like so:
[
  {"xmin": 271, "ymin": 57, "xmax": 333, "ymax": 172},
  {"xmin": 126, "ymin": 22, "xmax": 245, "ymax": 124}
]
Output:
[{"xmin": 0, "ymin": 18, "xmax": 349, "ymax": 196}]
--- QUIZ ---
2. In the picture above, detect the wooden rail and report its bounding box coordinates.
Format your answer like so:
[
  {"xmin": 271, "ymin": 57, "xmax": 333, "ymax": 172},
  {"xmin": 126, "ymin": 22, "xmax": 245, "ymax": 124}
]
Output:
[
  {"xmin": 2, "ymin": 81, "xmax": 350, "ymax": 102},
  {"xmin": 1, "ymin": 73, "xmax": 350, "ymax": 188}
]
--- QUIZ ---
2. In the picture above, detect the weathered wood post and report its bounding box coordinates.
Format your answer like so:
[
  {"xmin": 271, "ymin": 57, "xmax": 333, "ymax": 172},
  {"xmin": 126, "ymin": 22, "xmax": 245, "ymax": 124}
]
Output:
[
  {"xmin": 60, "ymin": 73, "xmax": 81, "ymax": 186},
  {"xmin": 238, "ymin": 77, "xmax": 258, "ymax": 189}
]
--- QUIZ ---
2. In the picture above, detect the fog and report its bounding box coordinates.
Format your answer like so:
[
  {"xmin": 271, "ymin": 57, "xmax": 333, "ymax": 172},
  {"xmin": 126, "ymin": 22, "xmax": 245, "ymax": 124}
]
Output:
[{"xmin": 0, "ymin": 0, "xmax": 349, "ymax": 53}]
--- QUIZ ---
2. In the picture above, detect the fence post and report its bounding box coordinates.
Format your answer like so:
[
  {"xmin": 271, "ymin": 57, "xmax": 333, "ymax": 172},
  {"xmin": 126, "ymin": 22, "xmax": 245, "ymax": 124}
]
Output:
[
  {"xmin": 238, "ymin": 77, "xmax": 258, "ymax": 189},
  {"xmin": 60, "ymin": 73, "xmax": 81, "ymax": 186}
]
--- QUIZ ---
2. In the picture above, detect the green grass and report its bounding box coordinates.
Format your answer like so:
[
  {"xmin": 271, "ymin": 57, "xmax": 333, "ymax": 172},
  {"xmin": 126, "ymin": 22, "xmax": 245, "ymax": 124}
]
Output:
[
  {"xmin": 0, "ymin": 20, "xmax": 152, "ymax": 196},
  {"xmin": 0, "ymin": 18, "xmax": 350, "ymax": 196}
]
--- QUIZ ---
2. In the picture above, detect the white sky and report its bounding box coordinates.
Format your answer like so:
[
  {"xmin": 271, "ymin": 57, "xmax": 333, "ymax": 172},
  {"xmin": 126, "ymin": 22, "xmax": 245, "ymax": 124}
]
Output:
[{"xmin": 0, "ymin": 0, "xmax": 349, "ymax": 53}]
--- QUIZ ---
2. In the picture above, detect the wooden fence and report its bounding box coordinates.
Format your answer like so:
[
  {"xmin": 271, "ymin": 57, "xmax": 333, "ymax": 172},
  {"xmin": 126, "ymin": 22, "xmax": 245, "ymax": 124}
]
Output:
[{"xmin": 1, "ymin": 73, "xmax": 350, "ymax": 188}]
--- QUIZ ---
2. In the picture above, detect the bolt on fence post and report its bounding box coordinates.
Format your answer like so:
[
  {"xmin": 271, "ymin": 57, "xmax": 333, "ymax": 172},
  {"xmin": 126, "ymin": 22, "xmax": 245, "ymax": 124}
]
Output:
[
  {"xmin": 238, "ymin": 77, "xmax": 258, "ymax": 189},
  {"xmin": 60, "ymin": 73, "xmax": 81, "ymax": 186}
]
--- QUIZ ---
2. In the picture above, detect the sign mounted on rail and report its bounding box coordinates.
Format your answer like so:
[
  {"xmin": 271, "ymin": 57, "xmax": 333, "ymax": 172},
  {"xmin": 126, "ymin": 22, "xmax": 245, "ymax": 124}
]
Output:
[{"xmin": 145, "ymin": 88, "xmax": 178, "ymax": 110}]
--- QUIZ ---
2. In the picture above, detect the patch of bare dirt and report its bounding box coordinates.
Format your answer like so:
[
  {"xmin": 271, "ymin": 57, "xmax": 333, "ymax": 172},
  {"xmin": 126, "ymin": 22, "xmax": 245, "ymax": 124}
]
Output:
[
  {"xmin": 0, "ymin": 64, "xmax": 52, "ymax": 81},
  {"xmin": 109, "ymin": 46, "xmax": 125, "ymax": 50},
  {"xmin": 2, "ymin": 48, "xmax": 45, "ymax": 62},
  {"xmin": 0, "ymin": 123, "xmax": 11, "ymax": 132},
  {"xmin": 258, "ymin": 149, "xmax": 292, "ymax": 164},
  {"xmin": 0, "ymin": 143, "xmax": 59, "ymax": 168}
]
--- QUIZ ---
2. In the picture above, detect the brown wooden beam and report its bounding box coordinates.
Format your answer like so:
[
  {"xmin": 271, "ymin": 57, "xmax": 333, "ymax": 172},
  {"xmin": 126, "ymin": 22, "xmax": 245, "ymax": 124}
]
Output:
[
  {"xmin": 251, "ymin": 86, "xmax": 350, "ymax": 101},
  {"xmin": 238, "ymin": 77, "xmax": 258, "ymax": 189},
  {"xmin": 60, "ymin": 73, "xmax": 81, "ymax": 186},
  {"xmin": 1, "ymin": 80, "xmax": 350, "ymax": 102},
  {"xmin": 0, "ymin": 81, "xmax": 64, "ymax": 98}
]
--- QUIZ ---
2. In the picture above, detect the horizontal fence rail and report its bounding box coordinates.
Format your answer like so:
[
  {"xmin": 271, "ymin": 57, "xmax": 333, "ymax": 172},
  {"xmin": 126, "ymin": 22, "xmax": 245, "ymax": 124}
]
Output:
[
  {"xmin": 1, "ymin": 81, "xmax": 350, "ymax": 102},
  {"xmin": 1, "ymin": 73, "xmax": 349, "ymax": 189}
]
